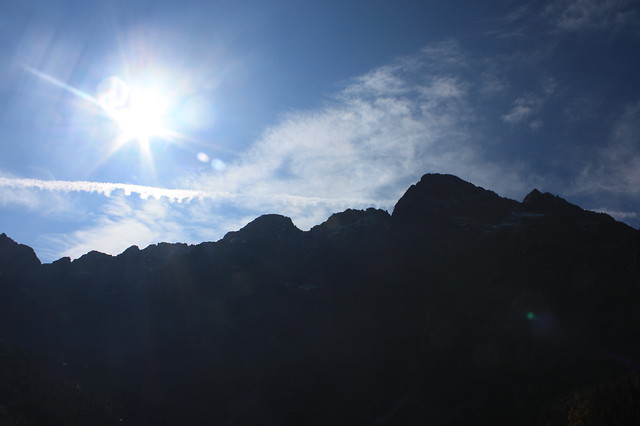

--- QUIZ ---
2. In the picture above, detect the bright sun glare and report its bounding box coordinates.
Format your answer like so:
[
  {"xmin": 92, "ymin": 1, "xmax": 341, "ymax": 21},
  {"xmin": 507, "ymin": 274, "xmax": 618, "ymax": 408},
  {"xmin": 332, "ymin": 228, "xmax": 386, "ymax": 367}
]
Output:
[
  {"xmin": 23, "ymin": 66, "xmax": 214, "ymax": 175},
  {"xmin": 113, "ymin": 89, "xmax": 170, "ymax": 142},
  {"xmin": 96, "ymin": 76, "xmax": 171, "ymax": 144}
]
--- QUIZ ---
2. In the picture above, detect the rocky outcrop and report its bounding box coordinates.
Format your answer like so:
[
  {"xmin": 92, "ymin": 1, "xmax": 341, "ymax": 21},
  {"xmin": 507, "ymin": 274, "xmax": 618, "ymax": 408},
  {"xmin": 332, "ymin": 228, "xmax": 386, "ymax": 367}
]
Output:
[
  {"xmin": 0, "ymin": 232, "xmax": 41, "ymax": 276},
  {"xmin": 392, "ymin": 173, "xmax": 518, "ymax": 231}
]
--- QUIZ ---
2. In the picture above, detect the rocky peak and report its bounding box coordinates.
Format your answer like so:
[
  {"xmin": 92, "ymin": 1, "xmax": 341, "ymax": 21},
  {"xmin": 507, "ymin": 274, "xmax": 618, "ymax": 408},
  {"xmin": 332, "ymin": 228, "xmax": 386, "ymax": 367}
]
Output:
[
  {"xmin": 522, "ymin": 189, "xmax": 582, "ymax": 214},
  {"xmin": 223, "ymin": 214, "xmax": 302, "ymax": 245},
  {"xmin": 0, "ymin": 232, "xmax": 41, "ymax": 275},
  {"xmin": 311, "ymin": 208, "xmax": 390, "ymax": 235},
  {"xmin": 391, "ymin": 173, "xmax": 517, "ymax": 229},
  {"xmin": 138, "ymin": 242, "xmax": 191, "ymax": 264},
  {"xmin": 71, "ymin": 250, "xmax": 113, "ymax": 272},
  {"xmin": 309, "ymin": 208, "xmax": 391, "ymax": 253},
  {"xmin": 52, "ymin": 256, "xmax": 71, "ymax": 266},
  {"xmin": 119, "ymin": 245, "xmax": 140, "ymax": 257},
  {"xmin": 520, "ymin": 189, "xmax": 628, "ymax": 232}
]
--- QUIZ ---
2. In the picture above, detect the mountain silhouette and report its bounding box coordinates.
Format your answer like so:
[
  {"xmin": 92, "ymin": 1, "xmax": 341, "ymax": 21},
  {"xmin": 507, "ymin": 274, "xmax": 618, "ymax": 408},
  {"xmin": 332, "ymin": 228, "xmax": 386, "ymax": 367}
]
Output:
[{"xmin": 1, "ymin": 173, "xmax": 639, "ymax": 425}]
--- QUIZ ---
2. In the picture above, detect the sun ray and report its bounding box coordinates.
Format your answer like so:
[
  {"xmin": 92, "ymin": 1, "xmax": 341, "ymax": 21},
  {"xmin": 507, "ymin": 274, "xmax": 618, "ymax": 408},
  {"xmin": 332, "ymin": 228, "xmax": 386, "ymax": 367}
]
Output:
[
  {"xmin": 22, "ymin": 66, "xmax": 100, "ymax": 107},
  {"xmin": 22, "ymin": 65, "xmax": 234, "ymax": 180}
]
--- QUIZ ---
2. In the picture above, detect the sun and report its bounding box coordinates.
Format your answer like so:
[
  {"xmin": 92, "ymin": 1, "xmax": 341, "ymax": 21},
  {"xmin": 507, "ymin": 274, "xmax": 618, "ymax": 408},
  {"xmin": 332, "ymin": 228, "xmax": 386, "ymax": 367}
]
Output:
[
  {"xmin": 112, "ymin": 88, "xmax": 170, "ymax": 143},
  {"xmin": 23, "ymin": 67, "xmax": 204, "ymax": 176},
  {"xmin": 97, "ymin": 76, "xmax": 171, "ymax": 145}
]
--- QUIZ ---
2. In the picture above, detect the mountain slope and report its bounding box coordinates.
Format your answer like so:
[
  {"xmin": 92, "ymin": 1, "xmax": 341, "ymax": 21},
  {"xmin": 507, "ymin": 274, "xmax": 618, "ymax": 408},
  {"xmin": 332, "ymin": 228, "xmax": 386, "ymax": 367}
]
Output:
[{"xmin": 0, "ymin": 173, "xmax": 639, "ymax": 425}]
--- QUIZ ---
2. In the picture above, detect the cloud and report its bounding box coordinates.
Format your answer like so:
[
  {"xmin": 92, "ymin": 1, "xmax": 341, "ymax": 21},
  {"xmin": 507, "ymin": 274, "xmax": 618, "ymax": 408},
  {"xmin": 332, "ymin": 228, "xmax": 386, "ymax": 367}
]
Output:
[
  {"xmin": 502, "ymin": 93, "xmax": 542, "ymax": 124},
  {"xmin": 24, "ymin": 34, "xmax": 640, "ymax": 259},
  {"xmin": 563, "ymin": 95, "xmax": 604, "ymax": 122},
  {"xmin": 0, "ymin": 171, "xmax": 77, "ymax": 216},
  {"xmin": 182, "ymin": 41, "xmax": 531, "ymax": 230},
  {"xmin": 37, "ymin": 40, "xmax": 534, "ymax": 262},
  {"xmin": 545, "ymin": 0, "xmax": 639, "ymax": 33},
  {"xmin": 0, "ymin": 186, "xmax": 67, "ymax": 213},
  {"xmin": 501, "ymin": 78, "xmax": 556, "ymax": 126},
  {"xmin": 40, "ymin": 196, "xmax": 231, "ymax": 261},
  {"xmin": 0, "ymin": 176, "xmax": 226, "ymax": 203},
  {"xmin": 504, "ymin": 2, "xmax": 538, "ymax": 24},
  {"xmin": 573, "ymin": 101, "xmax": 640, "ymax": 196},
  {"xmin": 344, "ymin": 65, "xmax": 408, "ymax": 97},
  {"xmin": 52, "ymin": 214, "xmax": 160, "ymax": 261},
  {"xmin": 591, "ymin": 208, "xmax": 638, "ymax": 221},
  {"xmin": 7, "ymin": 40, "xmax": 539, "ymax": 262}
]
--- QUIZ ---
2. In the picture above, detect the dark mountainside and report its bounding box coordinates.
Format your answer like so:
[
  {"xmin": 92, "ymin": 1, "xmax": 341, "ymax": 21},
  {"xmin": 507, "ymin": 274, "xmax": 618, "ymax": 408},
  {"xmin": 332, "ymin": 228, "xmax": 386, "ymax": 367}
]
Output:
[{"xmin": 1, "ymin": 173, "xmax": 640, "ymax": 425}]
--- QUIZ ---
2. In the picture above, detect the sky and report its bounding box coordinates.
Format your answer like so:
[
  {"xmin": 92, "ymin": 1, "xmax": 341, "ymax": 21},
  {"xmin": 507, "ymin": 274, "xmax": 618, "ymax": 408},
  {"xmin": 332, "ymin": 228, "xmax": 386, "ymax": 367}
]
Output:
[{"xmin": 0, "ymin": 0, "xmax": 639, "ymax": 262}]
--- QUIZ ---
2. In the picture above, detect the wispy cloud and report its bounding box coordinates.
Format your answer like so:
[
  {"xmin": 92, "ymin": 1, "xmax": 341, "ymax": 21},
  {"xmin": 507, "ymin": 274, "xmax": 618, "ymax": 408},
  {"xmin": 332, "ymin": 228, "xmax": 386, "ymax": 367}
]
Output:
[
  {"xmin": 574, "ymin": 101, "xmax": 640, "ymax": 196},
  {"xmin": 182, "ymin": 41, "xmax": 531, "ymax": 229},
  {"xmin": 591, "ymin": 208, "xmax": 638, "ymax": 221},
  {"xmin": 0, "ymin": 186, "xmax": 67, "ymax": 213},
  {"xmin": 42, "ymin": 197, "xmax": 184, "ymax": 260},
  {"xmin": 501, "ymin": 78, "xmax": 557, "ymax": 128},
  {"xmin": 41, "ymin": 195, "xmax": 263, "ymax": 261},
  {"xmin": 502, "ymin": 92, "xmax": 543, "ymax": 124},
  {"xmin": 492, "ymin": 0, "xmax": 639, "ymax": 41},
  {"xmin": 545, "ymin": 0, "xmax": 640, "ymax": 33},
  {"xmin": 0, "ymin": 176, "xmax": 226, "ymax": 203},
  {"xmin": 504, "ymin": 2, "xmax": 538, "ymax": 24}
]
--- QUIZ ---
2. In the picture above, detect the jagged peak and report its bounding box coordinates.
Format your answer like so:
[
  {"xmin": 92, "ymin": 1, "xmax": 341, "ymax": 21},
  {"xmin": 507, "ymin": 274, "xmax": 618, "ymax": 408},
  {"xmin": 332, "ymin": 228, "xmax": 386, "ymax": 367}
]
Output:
[
  {"xmin": 395, "ymin": 174, "xmax": 503, "ymax": 207},
  {"xmin": 239, "ymin": 214, "xmax": 300, "ymax": 233},
  {"xmin": 0, "ymin": 232, "xmax": 17, "ymax": 245},
  {"xmin": 0, "ymin": 232, "xmax": 42, "ymax": 272},
  {"xmin": 137, "ymin": 242, "xmax": 192, "ymax": 263},
  {"xmin": 522, "ymin": 189, "xmax": 583, "ymax": 213},
  {"xmin": 73, "ymin": 250, "xmax": 113, "ymax": 266},
  {"xmin": 392, "ymin": 173, "xmax": 516, "ymax": 226},
  {"xmin": 116, "ymin": 245, "xmax": 140, "ymax": 259},
  {"xmin": 415, "ymin": 173, "xmax": 486, "ymax": 196},
  {"xmin": 419, "ymin": 173, "xmax": 468, "ymax": 183},
  {"xmin": 223, "ymin": 214, "xmax": 302, "ymax": 243},
  {"xmin": 523, "ymin": 188, "xmax": 543, "ymax": 202},
  {"xmin": 312, "ymin": 208, "xmax": 390, "ymax": 233}
]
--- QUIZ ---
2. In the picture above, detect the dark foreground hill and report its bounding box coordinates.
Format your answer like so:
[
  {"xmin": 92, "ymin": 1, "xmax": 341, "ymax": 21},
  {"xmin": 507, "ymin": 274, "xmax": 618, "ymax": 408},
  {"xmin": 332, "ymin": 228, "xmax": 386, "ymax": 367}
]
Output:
[{"xmin": 1, "ymin": 174, "xmax": 639, "ymax": 425}]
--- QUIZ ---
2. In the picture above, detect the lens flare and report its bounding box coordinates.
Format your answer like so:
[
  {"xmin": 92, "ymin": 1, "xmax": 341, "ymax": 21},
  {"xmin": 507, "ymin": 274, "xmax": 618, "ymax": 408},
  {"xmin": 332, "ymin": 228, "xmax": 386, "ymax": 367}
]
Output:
[
  {"xmin": 197, "ymin": 152, "xmax": 210, "ymax": 162},
  {"xmin": 211, "ymin": 158, "xmax": 226, "ymax": 171}
]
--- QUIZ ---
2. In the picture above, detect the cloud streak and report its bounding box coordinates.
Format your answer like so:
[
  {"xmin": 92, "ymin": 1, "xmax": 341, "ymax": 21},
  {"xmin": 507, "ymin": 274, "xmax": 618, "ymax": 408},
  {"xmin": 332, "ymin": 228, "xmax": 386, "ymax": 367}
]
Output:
[
  {"xmin": 545, "ymin": 0, "xmax": 640, "ymax": 33},
  {"xmin": 0, "ymin": 177, "xmax": 213, "ymax": 202},
  {"xmin": 0, "ymin": 176, "xmax": 388, "ymax": 213}
]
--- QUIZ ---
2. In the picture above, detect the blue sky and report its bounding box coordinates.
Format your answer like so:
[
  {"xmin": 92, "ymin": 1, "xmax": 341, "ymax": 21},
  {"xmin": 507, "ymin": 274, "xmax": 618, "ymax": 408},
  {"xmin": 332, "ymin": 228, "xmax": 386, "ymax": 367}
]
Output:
[{"xmin": 1, "ymin": 0, "xmax": 639, "ymax": 262}]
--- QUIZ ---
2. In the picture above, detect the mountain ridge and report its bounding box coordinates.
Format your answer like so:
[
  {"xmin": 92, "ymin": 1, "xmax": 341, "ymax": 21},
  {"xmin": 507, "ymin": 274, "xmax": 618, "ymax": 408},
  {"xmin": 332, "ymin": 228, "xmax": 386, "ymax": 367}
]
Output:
[
  {"xmin": 3, "ymin": 173, "xmax": 635, "ymax": 267},
  {"xmin": 0, "ymin": 173, "xmax": 639, "ymax": 425}
]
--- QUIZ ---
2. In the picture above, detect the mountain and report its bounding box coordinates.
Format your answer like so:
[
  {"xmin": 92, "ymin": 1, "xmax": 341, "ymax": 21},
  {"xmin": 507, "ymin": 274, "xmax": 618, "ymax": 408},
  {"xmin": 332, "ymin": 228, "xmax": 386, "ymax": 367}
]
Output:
[
  {"xmin": 1, "ymin": 173, "xmax": 639, "ymax": 425},
  {"xmin": 0, "ymin": 232, "xmax": 40, "ymax": 275}
]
